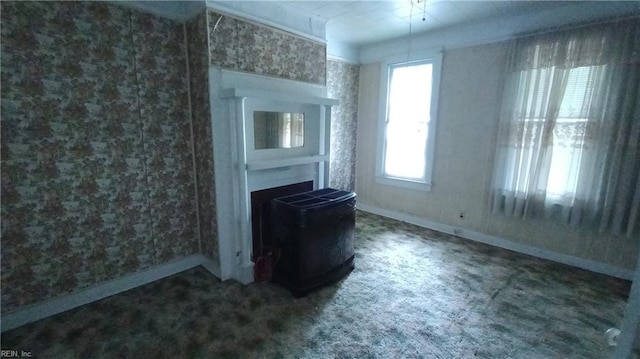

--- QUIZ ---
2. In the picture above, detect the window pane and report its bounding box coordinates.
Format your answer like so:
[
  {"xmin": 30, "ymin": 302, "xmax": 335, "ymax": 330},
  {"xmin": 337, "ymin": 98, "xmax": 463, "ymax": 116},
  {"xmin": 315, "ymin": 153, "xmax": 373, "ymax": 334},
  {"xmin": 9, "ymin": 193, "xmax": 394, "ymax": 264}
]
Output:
[
  {"xmin": 384, "ymin": 63, "xmax": 432, "ymax": 180},
  {"xmin": 559, "ymin": 65, "xmax": 603, "ymax": 118},
  {"xmin": 385, "ymin": 122, "xmax": 428, "ymax": 179},
  {"xmin": 547, "ymin": 66, "xmax": 600, "ymax": 200}
]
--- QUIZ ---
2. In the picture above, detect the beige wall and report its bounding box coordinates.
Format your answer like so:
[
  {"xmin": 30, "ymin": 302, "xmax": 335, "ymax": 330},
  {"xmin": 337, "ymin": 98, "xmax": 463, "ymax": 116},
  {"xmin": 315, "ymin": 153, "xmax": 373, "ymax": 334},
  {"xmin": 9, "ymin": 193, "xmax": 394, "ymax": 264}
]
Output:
[{"xmin": 355, "ymin": 41, "xmax": 639, "ymax": 270}]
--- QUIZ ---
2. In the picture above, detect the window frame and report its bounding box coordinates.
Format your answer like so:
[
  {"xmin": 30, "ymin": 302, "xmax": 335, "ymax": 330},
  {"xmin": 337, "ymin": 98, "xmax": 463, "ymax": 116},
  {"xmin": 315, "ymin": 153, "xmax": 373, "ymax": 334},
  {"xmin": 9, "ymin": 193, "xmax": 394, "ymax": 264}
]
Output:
[{"xmin": 375, "ymin": 50, "xmax": 443, "ymax": 191}]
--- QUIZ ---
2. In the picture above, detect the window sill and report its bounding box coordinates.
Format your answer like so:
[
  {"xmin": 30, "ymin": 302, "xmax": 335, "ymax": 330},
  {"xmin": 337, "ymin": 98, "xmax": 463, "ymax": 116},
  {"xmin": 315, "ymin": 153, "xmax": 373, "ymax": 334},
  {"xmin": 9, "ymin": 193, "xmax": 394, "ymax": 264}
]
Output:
[{"xmin": 375, "ymin": 176, "xmax": 432, "ymax": 192}]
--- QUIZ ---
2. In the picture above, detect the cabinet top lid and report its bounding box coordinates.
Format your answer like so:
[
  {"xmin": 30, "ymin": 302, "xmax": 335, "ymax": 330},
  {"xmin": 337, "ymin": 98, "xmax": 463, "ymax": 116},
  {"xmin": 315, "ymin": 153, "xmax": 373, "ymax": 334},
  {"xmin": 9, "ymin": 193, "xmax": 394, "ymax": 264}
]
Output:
[{"xmin": 273, "ymin": 188, "xmax": 355, "ymax": 210}]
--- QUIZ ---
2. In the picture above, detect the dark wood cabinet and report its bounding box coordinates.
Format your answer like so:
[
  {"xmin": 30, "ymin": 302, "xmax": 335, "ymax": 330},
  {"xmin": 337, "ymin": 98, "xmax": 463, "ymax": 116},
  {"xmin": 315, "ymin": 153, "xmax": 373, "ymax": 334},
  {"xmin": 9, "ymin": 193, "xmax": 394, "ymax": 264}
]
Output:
[{"xmin": 271, "ymin": 188, "xmax": 356, "ymax": 297}]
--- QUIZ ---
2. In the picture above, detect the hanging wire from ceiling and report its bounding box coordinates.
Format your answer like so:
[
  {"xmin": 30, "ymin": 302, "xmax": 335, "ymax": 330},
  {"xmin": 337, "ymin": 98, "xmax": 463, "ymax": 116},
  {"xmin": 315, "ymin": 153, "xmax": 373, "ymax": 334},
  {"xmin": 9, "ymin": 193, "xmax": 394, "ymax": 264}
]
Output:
[
  {"xmin": 407, "ymin": 0, "xmax": 414, "ymax": 61},
  {"xmin": 422, "ymin": 0, "xmax": 427, "ymax": 21},
  {"xmin": 407, "ymin": 0, "xmax": 429, "ymax": 61},
  {"xmin": 414, "ymin": 0, "xmax": 428, "ymax": 21}
]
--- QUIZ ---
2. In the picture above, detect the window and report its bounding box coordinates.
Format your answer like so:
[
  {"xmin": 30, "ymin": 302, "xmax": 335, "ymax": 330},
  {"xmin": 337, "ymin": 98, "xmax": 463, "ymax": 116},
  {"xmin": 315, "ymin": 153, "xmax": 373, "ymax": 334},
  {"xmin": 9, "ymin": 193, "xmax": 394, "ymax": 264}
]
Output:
[
  {"xmin": 490, "ymin": 20, "xmax": 640, "ymax": 237},
  {"xmin": 513, "ymin": 65, "xmax": 603, "ymax": 204},
  {"xmin": 377, "ymin": 53, "xmax": 442, "ymax": 191}
]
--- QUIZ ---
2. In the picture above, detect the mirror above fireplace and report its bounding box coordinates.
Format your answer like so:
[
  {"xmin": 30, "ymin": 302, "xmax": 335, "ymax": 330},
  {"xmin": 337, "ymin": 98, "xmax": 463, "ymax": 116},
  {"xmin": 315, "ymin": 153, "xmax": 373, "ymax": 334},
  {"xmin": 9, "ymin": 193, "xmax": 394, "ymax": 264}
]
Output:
[{"xmin": 253, "ymin": 111, "xmax": 305, "ymax": 150}]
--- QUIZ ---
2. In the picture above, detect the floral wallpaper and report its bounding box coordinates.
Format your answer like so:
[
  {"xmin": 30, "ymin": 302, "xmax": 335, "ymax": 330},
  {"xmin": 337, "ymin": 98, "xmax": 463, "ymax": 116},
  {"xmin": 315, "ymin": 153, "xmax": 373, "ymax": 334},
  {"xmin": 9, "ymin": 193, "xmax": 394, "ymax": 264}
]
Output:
[
  {"xmin": 0, "ymin": 1, "xmax": 198, "ymax": 314},
  {"xmin": 0, "ymin": 1, "xmax": 356, "ymax": 315},
  {"xmin": 207, "ymin": 10, "xmax": 326, "ymax": 85},
  {"xmin": 131, "ymin": 11, "xmax": 199, "ymax": 263},
  {"xmin": 327, "ymin": 60, "xmax": 360, "ymax": 191},
  {"xmin": 186, "ymin": 12, "xmax": 219, "ymax": 262}
]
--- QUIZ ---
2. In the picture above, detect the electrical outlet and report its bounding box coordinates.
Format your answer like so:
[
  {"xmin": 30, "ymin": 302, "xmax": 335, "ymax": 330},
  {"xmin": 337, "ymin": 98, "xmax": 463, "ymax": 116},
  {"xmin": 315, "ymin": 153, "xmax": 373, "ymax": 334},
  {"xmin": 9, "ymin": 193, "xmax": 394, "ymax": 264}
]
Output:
[{"xmin": 459, "ymin": 211, "xmax": 465, "ymax": 219}]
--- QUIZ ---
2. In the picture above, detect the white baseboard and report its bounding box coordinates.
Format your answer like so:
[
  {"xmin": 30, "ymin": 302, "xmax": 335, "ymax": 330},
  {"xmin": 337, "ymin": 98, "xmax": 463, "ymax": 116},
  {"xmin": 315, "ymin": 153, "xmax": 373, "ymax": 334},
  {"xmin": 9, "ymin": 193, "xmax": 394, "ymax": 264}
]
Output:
[
  {"xmin": 357, "ymin": 202, "xmax": 634, "ymax": 281},
  {"xmin": 2, "ymin": 206, "xmax": 632, "ymax": 332},
  {"xmin": 1, "ymin": 254, "xmax": 221, "ymax": 332},
  {"xmin": 199, "ymin": 256, "xmax": 222, "ymax": 278}
]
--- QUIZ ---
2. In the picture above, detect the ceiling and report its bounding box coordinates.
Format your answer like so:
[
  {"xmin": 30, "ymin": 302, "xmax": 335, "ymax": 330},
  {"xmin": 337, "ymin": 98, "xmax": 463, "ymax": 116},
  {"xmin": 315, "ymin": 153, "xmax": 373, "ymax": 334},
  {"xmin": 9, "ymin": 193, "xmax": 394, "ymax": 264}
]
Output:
[
  {"xmin": 279, "ymin": 1, "xmax": 639, "ymax": 45},
  {"xmin": 125, "ymin": 1, "xmax": 640, "ymax": 53}
]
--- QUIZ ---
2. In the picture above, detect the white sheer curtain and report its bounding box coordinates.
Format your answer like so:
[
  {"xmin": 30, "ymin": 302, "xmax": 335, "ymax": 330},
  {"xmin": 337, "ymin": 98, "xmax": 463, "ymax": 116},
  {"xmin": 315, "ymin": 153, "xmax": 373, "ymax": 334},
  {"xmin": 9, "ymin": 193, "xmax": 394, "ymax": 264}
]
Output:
[{"xmin": 490, "ymin": 19, "xmax": 640, "ymax": 238}]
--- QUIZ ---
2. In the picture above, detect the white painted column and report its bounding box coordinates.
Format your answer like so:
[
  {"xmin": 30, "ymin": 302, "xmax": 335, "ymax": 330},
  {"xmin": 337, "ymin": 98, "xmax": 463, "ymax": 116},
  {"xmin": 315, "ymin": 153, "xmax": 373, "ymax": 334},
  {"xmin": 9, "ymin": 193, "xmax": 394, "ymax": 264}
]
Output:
[{"xmin": 614, "ymin": 246, "xmax": 640, "ymax": 358}]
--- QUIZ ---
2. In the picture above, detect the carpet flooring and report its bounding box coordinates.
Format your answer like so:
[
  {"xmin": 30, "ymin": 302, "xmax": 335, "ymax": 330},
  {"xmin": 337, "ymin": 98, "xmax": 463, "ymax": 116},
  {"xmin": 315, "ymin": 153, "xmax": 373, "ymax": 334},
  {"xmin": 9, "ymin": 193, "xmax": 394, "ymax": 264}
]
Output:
[{"xmin": 1, "ymin": 211, "xmax": 635, "ymax": 358}]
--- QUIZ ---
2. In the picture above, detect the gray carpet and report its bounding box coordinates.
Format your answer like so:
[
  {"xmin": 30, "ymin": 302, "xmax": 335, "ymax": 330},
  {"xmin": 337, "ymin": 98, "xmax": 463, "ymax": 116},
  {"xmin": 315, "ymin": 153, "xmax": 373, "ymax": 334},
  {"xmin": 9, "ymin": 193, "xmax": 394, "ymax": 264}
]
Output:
[{"xmin": 1, "ymin": 211, "xmax": 633, "ymax": 358}]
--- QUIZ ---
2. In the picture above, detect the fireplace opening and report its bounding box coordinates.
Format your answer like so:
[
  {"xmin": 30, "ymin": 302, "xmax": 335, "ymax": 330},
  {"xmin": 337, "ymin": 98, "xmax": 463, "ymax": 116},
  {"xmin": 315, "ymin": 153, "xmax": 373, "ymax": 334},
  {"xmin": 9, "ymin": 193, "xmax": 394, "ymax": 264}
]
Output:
[{"xmin": 250, "ymin": 181, "xmax": 314, "ymax": 264}]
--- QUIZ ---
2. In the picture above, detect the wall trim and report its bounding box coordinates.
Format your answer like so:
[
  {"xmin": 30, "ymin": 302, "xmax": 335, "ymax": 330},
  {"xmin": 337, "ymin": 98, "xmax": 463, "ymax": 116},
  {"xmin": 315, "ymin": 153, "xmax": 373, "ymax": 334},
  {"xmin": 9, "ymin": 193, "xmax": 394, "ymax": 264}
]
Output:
[
  {"xmin": 1, "ymin": 255, "xmax": 220, "ymax": 332},
  {"xmin": 115, "ymin": 1, "xmax": 206, "ymax": 23},
  {"xmin": 327, "ymin": 36, "xmax": 360, "ymax": 65},
  {"xmin": 206, "ymin": 2, "xmax": 326, "ymax": 44},
  {"xmin": 4, "ymin": 202, "xmax": 630, "ymax": 332},
  {"xmin": 327, "ymin": 55, "xmax": 360, "ymax": 66},
  {"xmin": 199, "ymin": 256, "xmax": 222, "ymax": 279},
  {"xmin": 358, "ymin": 3, "xmax": 640, "ymax": 64},
  {"xmin": 357, "ymin": 202, "xmax": 635, "ymax": 281}
]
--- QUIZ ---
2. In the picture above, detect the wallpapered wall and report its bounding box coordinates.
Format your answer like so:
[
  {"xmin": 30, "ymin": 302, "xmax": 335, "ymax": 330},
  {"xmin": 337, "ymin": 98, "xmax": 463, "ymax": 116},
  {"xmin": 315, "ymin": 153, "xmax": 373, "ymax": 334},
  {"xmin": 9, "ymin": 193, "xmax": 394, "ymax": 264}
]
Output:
[
  {"xmin": 1, "ymin": 1, "xmax": 359, "ymax": 315},
  {"xmin": 186, "ymin": 12, "xmax": 218, "ymax": 262},
  {"xmin": 207, "ymin": 10, "xmax": 327, "ymax": 85},
  {"xmin": 0, "ymin": 1, "xmax": 199, "ymax": 313},
  {"xmin": 327, "ymin": 60, "xmax": 360, "ymax": 191}
]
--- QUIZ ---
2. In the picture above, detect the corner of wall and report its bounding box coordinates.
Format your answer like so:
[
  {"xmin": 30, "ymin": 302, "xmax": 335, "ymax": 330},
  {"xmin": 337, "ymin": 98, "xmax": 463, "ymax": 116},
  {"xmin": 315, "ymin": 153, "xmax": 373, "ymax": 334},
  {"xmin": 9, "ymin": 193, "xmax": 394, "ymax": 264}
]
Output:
[{"xmin": 185, "ymin": 8, "xmax": 219, "ymax": 264}]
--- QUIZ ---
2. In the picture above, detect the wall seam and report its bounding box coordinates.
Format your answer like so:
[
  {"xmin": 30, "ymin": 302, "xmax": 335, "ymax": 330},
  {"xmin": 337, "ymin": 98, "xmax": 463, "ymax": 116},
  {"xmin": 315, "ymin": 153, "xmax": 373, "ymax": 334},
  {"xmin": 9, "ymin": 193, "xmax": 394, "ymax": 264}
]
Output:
[
  {"xmin": 204, "ymin": 8, "xmax": 216, "ymax": 260},
  {"xmin": 184, "ymin": 21, "xmax": 203, "ymax": 255},
  {"xmin": 129, "ymin": 10, "xmax": 158, "ymax": 266}
]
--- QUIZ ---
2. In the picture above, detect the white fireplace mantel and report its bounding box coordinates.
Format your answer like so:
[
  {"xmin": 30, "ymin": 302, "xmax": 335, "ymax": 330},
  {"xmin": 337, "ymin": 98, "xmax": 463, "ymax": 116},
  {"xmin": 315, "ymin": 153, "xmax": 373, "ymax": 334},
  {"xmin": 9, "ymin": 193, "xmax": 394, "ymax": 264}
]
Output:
[
  {"xmin": 220, "ymin": 87, "xmax": 339, "ymax": 107},
  {"xmin": 209, "ymin": 68, "xmax": 338, "ymax": 284}
]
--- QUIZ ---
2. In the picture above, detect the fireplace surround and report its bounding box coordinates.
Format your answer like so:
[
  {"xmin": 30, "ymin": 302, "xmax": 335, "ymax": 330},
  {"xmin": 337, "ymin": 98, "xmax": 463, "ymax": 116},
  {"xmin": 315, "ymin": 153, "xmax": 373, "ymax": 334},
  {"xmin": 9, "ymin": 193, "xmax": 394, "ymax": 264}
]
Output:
[{"xmin": 209, "ymin": 68, "xmax": 339, "ymax": 284}]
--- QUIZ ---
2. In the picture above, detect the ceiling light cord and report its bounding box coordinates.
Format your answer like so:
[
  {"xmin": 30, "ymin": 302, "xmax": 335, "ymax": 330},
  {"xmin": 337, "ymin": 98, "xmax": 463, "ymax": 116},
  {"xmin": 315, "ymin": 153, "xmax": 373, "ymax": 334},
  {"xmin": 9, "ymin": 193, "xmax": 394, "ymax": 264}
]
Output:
[
  {"xmin": 422, "ymin": 0, "xmax": 427, "ymax": 21},
  {"xmin": 407, "ymin": 0, "xmax": 414, "ymax": 62},
  {"xmin": 407, "ymin": 0, "xmax": 429, "ymax": 62},
  {"xmin": 415, "ymin": 0, "xmax": 427, "ymax": 21}
]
